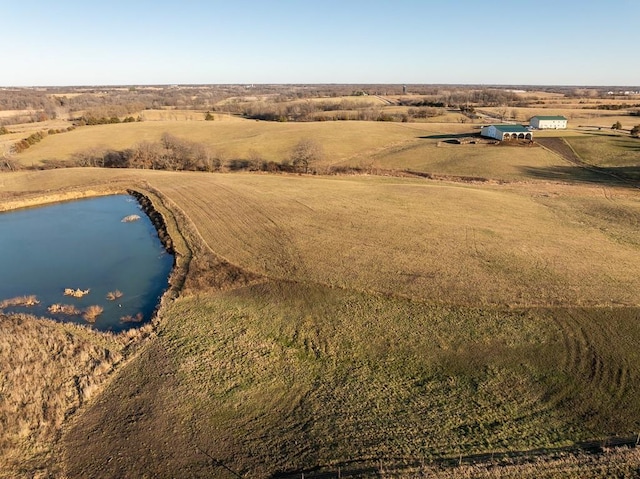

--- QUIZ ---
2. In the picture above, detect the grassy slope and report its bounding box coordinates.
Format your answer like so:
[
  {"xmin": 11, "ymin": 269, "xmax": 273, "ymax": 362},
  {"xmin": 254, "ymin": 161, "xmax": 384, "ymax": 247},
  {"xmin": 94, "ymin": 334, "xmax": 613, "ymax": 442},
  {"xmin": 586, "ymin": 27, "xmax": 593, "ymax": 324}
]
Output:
[
  {"xmin": 63, "ymin": 284, "xmax": 640, "ymax": 478},
  {"xmin": 564, "ymin": 132, "xmax": 640, "ymax": 177},
  {"xmin": 359, "ymin": 142, "xmax": 568, "ymax": 181},
  {"xmin": 142, "ymin": 172, "xmax": 640, "ymax": 307},
  {"xmin": 15, "ymin": 169, "xmax": 630, "ymax": 477}
]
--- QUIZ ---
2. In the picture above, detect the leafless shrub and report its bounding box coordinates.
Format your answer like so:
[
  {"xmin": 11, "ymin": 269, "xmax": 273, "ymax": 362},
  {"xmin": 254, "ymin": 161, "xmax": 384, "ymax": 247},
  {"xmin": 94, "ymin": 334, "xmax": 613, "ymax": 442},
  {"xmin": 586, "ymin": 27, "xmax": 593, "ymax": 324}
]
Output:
[
  {"xmin": 83, "ymin": 305, "xmax": 104, "ymax": 323},
  {"xmin": 106, "ymin": 290, "xmax": 123, "ymax": 301}
]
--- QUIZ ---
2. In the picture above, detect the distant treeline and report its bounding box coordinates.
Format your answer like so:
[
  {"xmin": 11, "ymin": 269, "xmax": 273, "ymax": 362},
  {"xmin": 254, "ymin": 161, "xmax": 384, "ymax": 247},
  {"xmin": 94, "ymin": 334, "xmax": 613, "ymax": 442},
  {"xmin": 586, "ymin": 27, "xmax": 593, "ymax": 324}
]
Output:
[
  {"xmin": 230, "ymin": 100, "xmax": 444, "ymax": 122},
  {"xmin": 2, "ymin": 84, "xmax": 616, "ymax": 127},
  {"xmin": 584, "ymin": 103, "xmax": 640, "ymax": 111}
]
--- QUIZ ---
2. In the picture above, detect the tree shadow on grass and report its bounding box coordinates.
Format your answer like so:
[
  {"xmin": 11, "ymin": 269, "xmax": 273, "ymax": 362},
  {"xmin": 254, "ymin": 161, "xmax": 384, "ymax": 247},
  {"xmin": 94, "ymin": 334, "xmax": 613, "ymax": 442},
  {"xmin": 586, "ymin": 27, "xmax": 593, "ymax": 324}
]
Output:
[
  {"xmin": 519, "ymin": 165, "xmax": 640, "ymax": 188},
  {"xmin": 613, "ymin": 138, "xmax": 640, "ymax": 151},
  {"xmin": 418, "ymin": 133, "xmax": 480, "ymax": 140}
]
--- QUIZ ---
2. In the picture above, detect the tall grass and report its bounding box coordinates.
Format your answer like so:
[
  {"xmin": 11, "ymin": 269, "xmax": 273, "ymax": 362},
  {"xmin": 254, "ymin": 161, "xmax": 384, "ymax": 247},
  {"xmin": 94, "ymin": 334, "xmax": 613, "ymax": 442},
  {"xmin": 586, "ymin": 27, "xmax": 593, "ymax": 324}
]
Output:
[{"xmin": 0, "ymin": 313, "xmax": 152, "ymax": 477}]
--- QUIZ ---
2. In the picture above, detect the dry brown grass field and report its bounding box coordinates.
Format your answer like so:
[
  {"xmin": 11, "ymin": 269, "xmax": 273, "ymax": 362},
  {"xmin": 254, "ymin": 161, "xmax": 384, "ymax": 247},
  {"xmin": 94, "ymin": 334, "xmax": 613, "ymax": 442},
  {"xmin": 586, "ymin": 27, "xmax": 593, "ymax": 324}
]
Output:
[
  {"xmin": 13, "ymin": 118, "xmax": 471, "ymax": 169},
  {"xmin": 1, "ymin": 88, "xmax": 640, "ymax": 477},
  {"xmin": 1, "ymin": 164, "xmax": 640, "ymax": 477}
]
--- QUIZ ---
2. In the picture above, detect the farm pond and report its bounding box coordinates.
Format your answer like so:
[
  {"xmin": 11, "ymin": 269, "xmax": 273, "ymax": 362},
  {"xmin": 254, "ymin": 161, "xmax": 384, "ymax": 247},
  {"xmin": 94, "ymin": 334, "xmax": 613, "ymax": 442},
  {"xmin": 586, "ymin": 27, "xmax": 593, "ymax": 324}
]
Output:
[{"xmin": 0, "ymin": 194, "xmax": 173, "ymax": 332}]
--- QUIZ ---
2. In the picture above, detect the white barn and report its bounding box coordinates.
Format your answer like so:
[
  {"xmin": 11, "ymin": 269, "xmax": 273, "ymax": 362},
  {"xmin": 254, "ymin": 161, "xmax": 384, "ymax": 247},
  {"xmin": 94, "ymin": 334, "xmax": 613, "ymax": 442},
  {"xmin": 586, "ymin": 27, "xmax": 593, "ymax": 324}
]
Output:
[
  {"xmin": 530, "ymin": 116, "xmax": 567, "ymax": 129},
  {"xmin": 480, "ymin": 124, "xmax": 533, "ymax": 141}
]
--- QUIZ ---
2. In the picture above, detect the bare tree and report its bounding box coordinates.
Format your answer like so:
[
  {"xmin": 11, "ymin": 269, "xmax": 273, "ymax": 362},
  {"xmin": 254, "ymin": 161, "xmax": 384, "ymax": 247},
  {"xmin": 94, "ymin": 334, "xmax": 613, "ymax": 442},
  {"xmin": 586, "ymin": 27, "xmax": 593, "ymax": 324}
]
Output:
[
  {"xmin": 290, "ymin": 138, "xmax": 324, "ymax": 173},
  {"xmin": 1, "ymin": 148, "xmax": 20, "ymax": 171}
]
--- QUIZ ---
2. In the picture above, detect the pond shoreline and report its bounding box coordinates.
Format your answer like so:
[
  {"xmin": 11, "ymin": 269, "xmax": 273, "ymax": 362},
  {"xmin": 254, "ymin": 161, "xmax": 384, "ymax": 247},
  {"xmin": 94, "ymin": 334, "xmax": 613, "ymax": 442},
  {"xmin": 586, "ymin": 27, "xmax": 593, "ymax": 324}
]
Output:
[{"xmin": 127, "ymin": 189, "xmax": 174, "ymax": 255}]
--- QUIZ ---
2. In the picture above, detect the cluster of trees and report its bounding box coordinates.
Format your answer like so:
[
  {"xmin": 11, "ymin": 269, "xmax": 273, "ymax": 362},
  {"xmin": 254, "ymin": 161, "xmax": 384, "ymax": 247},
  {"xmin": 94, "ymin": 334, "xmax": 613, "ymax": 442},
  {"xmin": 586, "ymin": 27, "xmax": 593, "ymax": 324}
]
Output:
[
  {"xmin": 230, "ymin": 100, "xmax": 444, "ymax": 123},
  {"xmin": 73, "ymin": 115, "xmax": 139, "ymax": 126},
  {"xmin": 12, "ymin": 131, "xmax": 47, "ymax": 153},
  {"xmin": 611, "ymin": 121, "xmax": 640, "ymax": 137},
  {"xmin": 71, "ymin": 133, "xmax": 220, "ymax": 171}
]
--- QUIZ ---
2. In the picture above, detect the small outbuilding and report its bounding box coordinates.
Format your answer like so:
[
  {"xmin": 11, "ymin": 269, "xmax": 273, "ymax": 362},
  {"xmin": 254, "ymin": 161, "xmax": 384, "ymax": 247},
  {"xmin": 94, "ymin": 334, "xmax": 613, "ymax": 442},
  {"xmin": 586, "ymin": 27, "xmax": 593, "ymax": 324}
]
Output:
[
  {"xmin": 529, "ymin": 115, "xmax": 567, "ymax": 129},
  {"xmin": 480, "ymin": 124, "xmax": 533, "ymax": 141}
]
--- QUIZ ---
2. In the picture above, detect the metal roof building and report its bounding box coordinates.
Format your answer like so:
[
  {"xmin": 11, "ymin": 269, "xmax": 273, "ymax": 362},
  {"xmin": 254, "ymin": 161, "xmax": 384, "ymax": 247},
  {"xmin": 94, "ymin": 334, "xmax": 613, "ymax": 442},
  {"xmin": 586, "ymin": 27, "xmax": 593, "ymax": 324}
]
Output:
[{"xmin": 480, "ymin": 124, "xmax": 533, "ymax": 141}]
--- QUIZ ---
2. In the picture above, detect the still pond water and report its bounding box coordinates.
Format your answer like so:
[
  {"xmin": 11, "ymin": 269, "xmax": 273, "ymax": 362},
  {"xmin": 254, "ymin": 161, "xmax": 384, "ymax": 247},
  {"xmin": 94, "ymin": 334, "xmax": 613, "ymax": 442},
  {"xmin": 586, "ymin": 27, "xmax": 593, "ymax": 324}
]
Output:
[{"xmin": 0, "ymin": 195, "xmax": 173, "ymax": 332}]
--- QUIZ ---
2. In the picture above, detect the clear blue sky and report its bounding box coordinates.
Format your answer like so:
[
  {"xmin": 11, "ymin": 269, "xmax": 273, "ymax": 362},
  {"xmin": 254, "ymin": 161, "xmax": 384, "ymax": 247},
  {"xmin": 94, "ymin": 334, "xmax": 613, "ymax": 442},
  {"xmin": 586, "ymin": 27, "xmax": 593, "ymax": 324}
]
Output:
[{"xmin": 2, "ymin": 0, "xmax": 639, "ymax": 86}]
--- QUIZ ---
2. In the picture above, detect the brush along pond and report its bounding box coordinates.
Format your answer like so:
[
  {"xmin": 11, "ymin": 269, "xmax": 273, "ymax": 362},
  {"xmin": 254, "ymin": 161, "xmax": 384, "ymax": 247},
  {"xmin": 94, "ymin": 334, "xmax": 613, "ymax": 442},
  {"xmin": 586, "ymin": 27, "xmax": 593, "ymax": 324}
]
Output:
[{"xmin": 0, "ymin": 194, "xmax": 173, "ymax": 332}]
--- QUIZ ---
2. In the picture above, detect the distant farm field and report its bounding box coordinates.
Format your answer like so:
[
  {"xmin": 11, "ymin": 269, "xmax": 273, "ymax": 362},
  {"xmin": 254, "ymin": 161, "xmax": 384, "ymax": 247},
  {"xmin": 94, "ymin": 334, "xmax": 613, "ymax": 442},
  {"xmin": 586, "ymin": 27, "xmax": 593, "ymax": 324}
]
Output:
[{"xmin": 14, "ymin": 119, "xmax": 455, "ymax": 167}]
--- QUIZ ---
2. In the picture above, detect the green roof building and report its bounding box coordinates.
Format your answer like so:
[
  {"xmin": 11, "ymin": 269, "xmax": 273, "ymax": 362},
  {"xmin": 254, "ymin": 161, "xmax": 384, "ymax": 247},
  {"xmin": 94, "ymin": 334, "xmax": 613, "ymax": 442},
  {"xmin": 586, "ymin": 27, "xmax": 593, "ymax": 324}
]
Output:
[{"xmin": 480, "ymin": 124, "xmax": 533, "ymax": 141}]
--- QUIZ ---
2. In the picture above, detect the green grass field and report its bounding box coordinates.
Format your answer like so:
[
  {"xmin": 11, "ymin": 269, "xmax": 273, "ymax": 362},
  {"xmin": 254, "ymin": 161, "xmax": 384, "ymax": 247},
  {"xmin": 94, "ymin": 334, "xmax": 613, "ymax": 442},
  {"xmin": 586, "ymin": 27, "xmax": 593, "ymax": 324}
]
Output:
[
  {"xmin": 564, "ymin": 133, "xmax": 640, "ymax": 178},
  {"xmin": 1, "ymin": 118, "xmax": 640, "ymax": 478}
]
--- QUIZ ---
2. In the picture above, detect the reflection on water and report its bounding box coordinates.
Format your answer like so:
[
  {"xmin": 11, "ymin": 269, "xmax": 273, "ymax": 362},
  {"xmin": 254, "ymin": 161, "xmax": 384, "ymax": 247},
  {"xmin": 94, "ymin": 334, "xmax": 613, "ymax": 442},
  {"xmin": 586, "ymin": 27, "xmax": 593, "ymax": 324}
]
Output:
[{"xmin": 0, "ymin": 195, "xmax": 173, "ymax": 332}]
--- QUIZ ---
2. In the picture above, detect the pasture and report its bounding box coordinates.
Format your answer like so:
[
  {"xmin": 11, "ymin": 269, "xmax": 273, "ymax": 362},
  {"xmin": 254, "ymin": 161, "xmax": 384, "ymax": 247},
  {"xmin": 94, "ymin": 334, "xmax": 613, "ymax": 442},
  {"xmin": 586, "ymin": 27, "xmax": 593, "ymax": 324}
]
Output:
[
  {"xmin": 1, "ymin": 166, "xmax": 640, "ymax": 477},
  {"xmin": 13, "ymin": 118, "xmax": 459, "ymax": 168}
]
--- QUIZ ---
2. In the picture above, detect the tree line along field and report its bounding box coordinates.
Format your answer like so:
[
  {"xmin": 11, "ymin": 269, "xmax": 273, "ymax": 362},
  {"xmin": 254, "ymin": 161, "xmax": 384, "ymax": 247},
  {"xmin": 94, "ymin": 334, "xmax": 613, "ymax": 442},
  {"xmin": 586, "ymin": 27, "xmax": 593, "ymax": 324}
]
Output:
[{"xmin": 1, "ymin": 166, "xmax": 640, "ymax": 478}]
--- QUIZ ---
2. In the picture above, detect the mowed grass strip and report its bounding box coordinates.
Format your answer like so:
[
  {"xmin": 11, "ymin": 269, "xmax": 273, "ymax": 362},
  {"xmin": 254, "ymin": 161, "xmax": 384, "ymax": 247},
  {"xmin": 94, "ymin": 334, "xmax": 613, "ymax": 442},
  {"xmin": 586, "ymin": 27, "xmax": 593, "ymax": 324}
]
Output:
[{"xmin": 62, "ymin": 283, "xmax": 640, "ymax": 477}]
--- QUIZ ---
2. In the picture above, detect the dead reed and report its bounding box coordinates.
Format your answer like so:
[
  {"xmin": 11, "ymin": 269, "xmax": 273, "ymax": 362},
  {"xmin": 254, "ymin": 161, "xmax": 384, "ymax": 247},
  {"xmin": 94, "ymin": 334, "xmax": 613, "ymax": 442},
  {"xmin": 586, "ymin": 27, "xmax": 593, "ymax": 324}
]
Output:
[
  {"xmin": 106, "ymin": 290, "xmax": 123, "ymax": 301},
  {"xmin": 83, "ymin": 305, "xmax": 104, "ymax": 323},
  {"xmin": 47, "ymin": 303, "xmax": 81, "ymax": 315},
  {"xmin": 120, "ymin": 312, "xmax": 144, "ymax": 323},
  {"xmin": 0, "ymin": 313, "xmax": 127, "ymax": 477},
  {"xmin": 64, "ymin": 288, "xmax": 90, "ymax": 298},
  {"xmin": 0, "ymin": 295, "xmax": 39, "ymax": 308}
]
